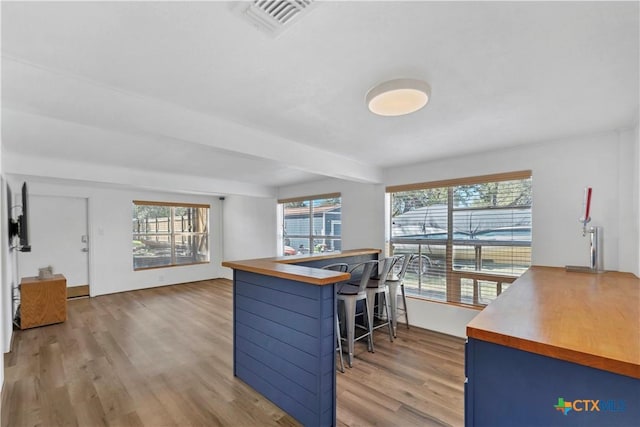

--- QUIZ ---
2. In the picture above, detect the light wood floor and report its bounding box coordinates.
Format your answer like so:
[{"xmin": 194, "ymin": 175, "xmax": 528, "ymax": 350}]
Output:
[{"xmin": 2, "ymin": 279, "xmax": 465, "ymax": 426}]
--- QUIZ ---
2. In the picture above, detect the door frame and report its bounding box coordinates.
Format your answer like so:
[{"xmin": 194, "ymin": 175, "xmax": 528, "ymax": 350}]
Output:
[{"xmin": 25, "ymin": 193, "xmax": 93, "ymax": 298}]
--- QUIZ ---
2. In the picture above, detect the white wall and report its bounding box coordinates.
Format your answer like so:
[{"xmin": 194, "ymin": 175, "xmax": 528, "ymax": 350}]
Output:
[
  {"xmin": 7, "ymin": 178, "xmax": 224, "ymax": 297},
  {"xmin": 277, "ymin": 129, "xmax": 640, "ymax": 337},
  {"xmin": 634, "ymin": 123, "xmax": 640, "ymax": 276},
  {"xmin": 2, "ymin": 181, "xmax": 18, "ymax": 357},
  {"xmin": 0, "ymin": 145, "xmax": 4, "ymax": 391},
  {"xmin": 220, "ymin": 195, "xmax": 278, "ymax": 279},
  {"xmin": 619, "ymin": 125, "xmax": 640, "ymax": 277}
]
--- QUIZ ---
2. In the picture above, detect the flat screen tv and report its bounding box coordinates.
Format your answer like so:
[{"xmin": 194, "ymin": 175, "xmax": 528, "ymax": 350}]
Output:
[{"xmin": 8, "ymin": 182, "xmax": 31, "ymax": 252}]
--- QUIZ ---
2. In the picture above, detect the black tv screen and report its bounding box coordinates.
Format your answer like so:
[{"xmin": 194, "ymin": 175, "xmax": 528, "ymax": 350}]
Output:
[
  {"xmin": 7, "ymin": 184, "xmax": 14, "ymax": 245},
  {"xmin": 8, "ymin": 182, "xmax": 31, "ymax": 252},
  {"xmin": 19, "ymin": 182, "xmax": 30, "ymax": 252}
]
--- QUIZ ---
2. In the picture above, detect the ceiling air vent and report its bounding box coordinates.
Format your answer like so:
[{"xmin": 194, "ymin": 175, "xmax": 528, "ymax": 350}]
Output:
[{"xmin": 242, "ymin": 0, "xmax": 316, "ymax": 36}]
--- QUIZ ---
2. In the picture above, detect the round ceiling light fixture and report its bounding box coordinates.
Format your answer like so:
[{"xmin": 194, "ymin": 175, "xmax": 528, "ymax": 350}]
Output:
[{"xmin": 366, "ymin": 78, "xmax": 431, "ymax": 116}]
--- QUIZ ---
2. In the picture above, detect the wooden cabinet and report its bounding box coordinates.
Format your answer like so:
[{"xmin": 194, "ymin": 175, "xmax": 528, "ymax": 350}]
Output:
[
  {"xmin": 465, "ymin": 267, "xmax": 639, "ymax": 426},
  {"xmin": 19, "ymin": 274, "xmax": 67, "ymax": 329}
]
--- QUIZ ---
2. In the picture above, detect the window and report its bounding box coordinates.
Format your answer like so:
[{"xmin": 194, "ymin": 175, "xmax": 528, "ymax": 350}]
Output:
[
  {"xmin": 388, "ymin": 171, "xmax": 532, "ymax": 307},
  {"xmin": 278, "ymin": 193, "xmax": 341, "ymax": 256},
  {"xmin": 132, "ymin": 201, "xmax": 210, "ymax": 270}
]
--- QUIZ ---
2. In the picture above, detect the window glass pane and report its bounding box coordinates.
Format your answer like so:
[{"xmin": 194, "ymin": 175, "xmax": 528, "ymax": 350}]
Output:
[
  {"xmin": 390, "ymin": 175, "xmax": 531, "ymax": 308},
  {"xmin": 451, "ymin": 178, "xmax": 532, "ymax": 277},
  {"xmin": 133, "ymin": 203, "xmax": 210, "ymax": 270},
  {"xmin": 281, "ymin": 197, "xmax": 341, "ymax": 255},
  {"xmin": 452, "ymin": 244, "xmax": 476, "ymax": 271},
  {"xmin": 395, "ymin": 244, "xmax": 447, "ymax": 302},
  {"xmin": 132, "ymin": 239, "xmax": 172, "ymax": 269},
  {"xmin": 175, "ymin": 206, "xmax": 209, "ymax": 265},
  {"xmin": 284, "ymin": 203, "xmax": 310, "ymax": 235},
  {"xmin": 480, "ymin": 245, "xmax": 530, "ymax": 275},
  {"xmin": 459, "ymin": 279, "xmax": 510, "ymax": 305},
  {"xmin": 175, "ymin": 234, "xmax": 209, "ymax": 265},
  {"xmin": 391, "ymin": 188, "xmax": 448, "ymax": 238},
  {"xmin": 133, "ymin": 205, "xmax": 171, "ymax": 234}
]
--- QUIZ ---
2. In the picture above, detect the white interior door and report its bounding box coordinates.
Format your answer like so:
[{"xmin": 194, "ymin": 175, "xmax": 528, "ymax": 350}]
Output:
[{"xmin": 17, "ymin": 195, "xmax": 89, "ymax": 288}]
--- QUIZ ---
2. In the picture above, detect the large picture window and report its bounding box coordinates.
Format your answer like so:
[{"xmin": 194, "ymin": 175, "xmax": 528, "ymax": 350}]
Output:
[
  {"xmin": 132, "ymin": 201, "xmax": 210, "ymax": 270},
  {"xmin": 278, "ymin": 193, "xmax": 341, "ymax": 256},
  {"xmin": 388, "ymin": 171, "xmax": 532, "ymax": 307}
]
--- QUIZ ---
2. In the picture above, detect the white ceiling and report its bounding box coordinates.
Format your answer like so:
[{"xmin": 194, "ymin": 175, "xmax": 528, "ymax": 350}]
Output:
[{"xmin": 2, "ymin": 1, "xmax": 638, "ymax": 195}]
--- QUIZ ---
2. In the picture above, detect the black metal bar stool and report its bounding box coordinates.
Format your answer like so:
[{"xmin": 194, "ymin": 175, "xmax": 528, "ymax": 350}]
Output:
[
  {"xmin": 363, "ymin": 257, "xmax": 396, "ymax": 350},
  {"xmin": 336, "ymin": 260, "xmax": 377, "ymax": 367},
  {"xmin": 321, "ymin": 263, "xmax": 349, "ymax": 372}
]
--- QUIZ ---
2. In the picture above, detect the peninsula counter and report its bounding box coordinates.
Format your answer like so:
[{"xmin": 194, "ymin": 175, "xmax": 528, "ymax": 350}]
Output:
[
  {"xmin": 465, "ymin": 266, "xmax": 640, "ymax": 426},
  {"xmin": 222, "ymin": 249, "xmax": 380, "ymax": 427}
]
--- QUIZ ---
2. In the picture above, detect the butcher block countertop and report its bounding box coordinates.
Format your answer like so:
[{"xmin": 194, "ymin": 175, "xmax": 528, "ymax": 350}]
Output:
[
  {"xmin": 222, "ymin": 248, "xmax": 381, "ymax": 286},
  {"xmin": 466, "ymin": 266, "xmax": 640, "ymax": 379}
]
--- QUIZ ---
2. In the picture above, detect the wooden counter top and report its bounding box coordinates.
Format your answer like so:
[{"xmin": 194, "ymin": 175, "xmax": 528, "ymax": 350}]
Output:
[
  {"xmin": 222, "ymin": 248, "xmax": 381, "ymax": 285},
  {"xmin": 466, "ymin": 266, "xmax": 640, "ymax": 379}
]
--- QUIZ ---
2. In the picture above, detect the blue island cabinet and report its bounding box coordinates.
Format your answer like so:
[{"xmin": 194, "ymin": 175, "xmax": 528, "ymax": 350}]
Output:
[
  {"xmin": 233, "ymin": 270, "xmax": 336, "ymax": 426},
  {"xmin": 465, "ymin": 338, "xmax": 640, "ymax": 426},
  {"xmin": 224, "ymin": 249, "xmax": 380, "ymax": 426},
  {"xmin": 234, "ymin": 270, "xmax": 336, "ymax": 426}
]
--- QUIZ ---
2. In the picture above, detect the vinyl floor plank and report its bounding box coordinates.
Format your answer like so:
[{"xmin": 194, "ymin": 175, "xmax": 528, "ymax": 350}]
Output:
[{"xmin": 2, "ymin": 279, "xmax": 465, "ymax": 427}]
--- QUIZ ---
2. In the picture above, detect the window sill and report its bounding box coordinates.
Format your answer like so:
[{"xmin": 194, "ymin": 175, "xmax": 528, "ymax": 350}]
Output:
[{"xmin": 134, "ymin": 261, "xmax": 210, "ymax": 271}]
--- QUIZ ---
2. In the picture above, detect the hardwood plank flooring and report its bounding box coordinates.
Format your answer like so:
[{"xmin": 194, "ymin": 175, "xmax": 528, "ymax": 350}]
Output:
[{"xmin": 2, "ymin": 279, "xmax": 465, "ymax": 426}]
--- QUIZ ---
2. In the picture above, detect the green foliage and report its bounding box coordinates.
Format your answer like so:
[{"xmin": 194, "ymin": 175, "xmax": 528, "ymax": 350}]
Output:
[
  {"xmin": 457, "ymin": 180, "xmax": 532, "ymax": 208},
  {"xmin": 284, "ymin": 198, "xmax": 341, "ymax": 209},
  {"xmin": 133, "ymin": 205, "xmax": 170, "ymax": 220},
  {"xmin": 392, "ymin": 179, "xmax": 531, "ymax": 216},
  {"xmin": 175, "ymin": 207, "xmax": 189, "ymax": 217},
  {"xmin": 391, "ymin": 187, "xmax": 448, "ymax": 216},
  {"xmin": 285, "ymin": 201, "xmax": 307, "ymax": 208},
  {"xmin": 317, "ymin": 198, "xmax": 340, "ymax": 207}
]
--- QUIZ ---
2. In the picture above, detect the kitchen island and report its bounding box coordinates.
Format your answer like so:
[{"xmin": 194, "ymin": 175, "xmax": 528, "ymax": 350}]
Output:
[
  {"xmin": 465, "ymin": 266, "xmax": 640, "ymax": 426},
  {"xmin": 222, "ymin": 249, "xmax": 380, "ymax": 427}
]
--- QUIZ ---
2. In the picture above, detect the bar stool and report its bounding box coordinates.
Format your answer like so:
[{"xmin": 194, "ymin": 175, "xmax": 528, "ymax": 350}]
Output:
[
  {"xmin": 364, "ymin": 257, "xmax": 396, "ymax": 348},
  {"xmin": 321, "ymin": 263, "xmax": 349, "ymax": 373},
  {"xmin": 385, "ymin": 254, "xmax": 413, "ymax": 337},
  {"xmin": 336, "ymin": 260, "xmax": 377, "ymax": 367}
]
